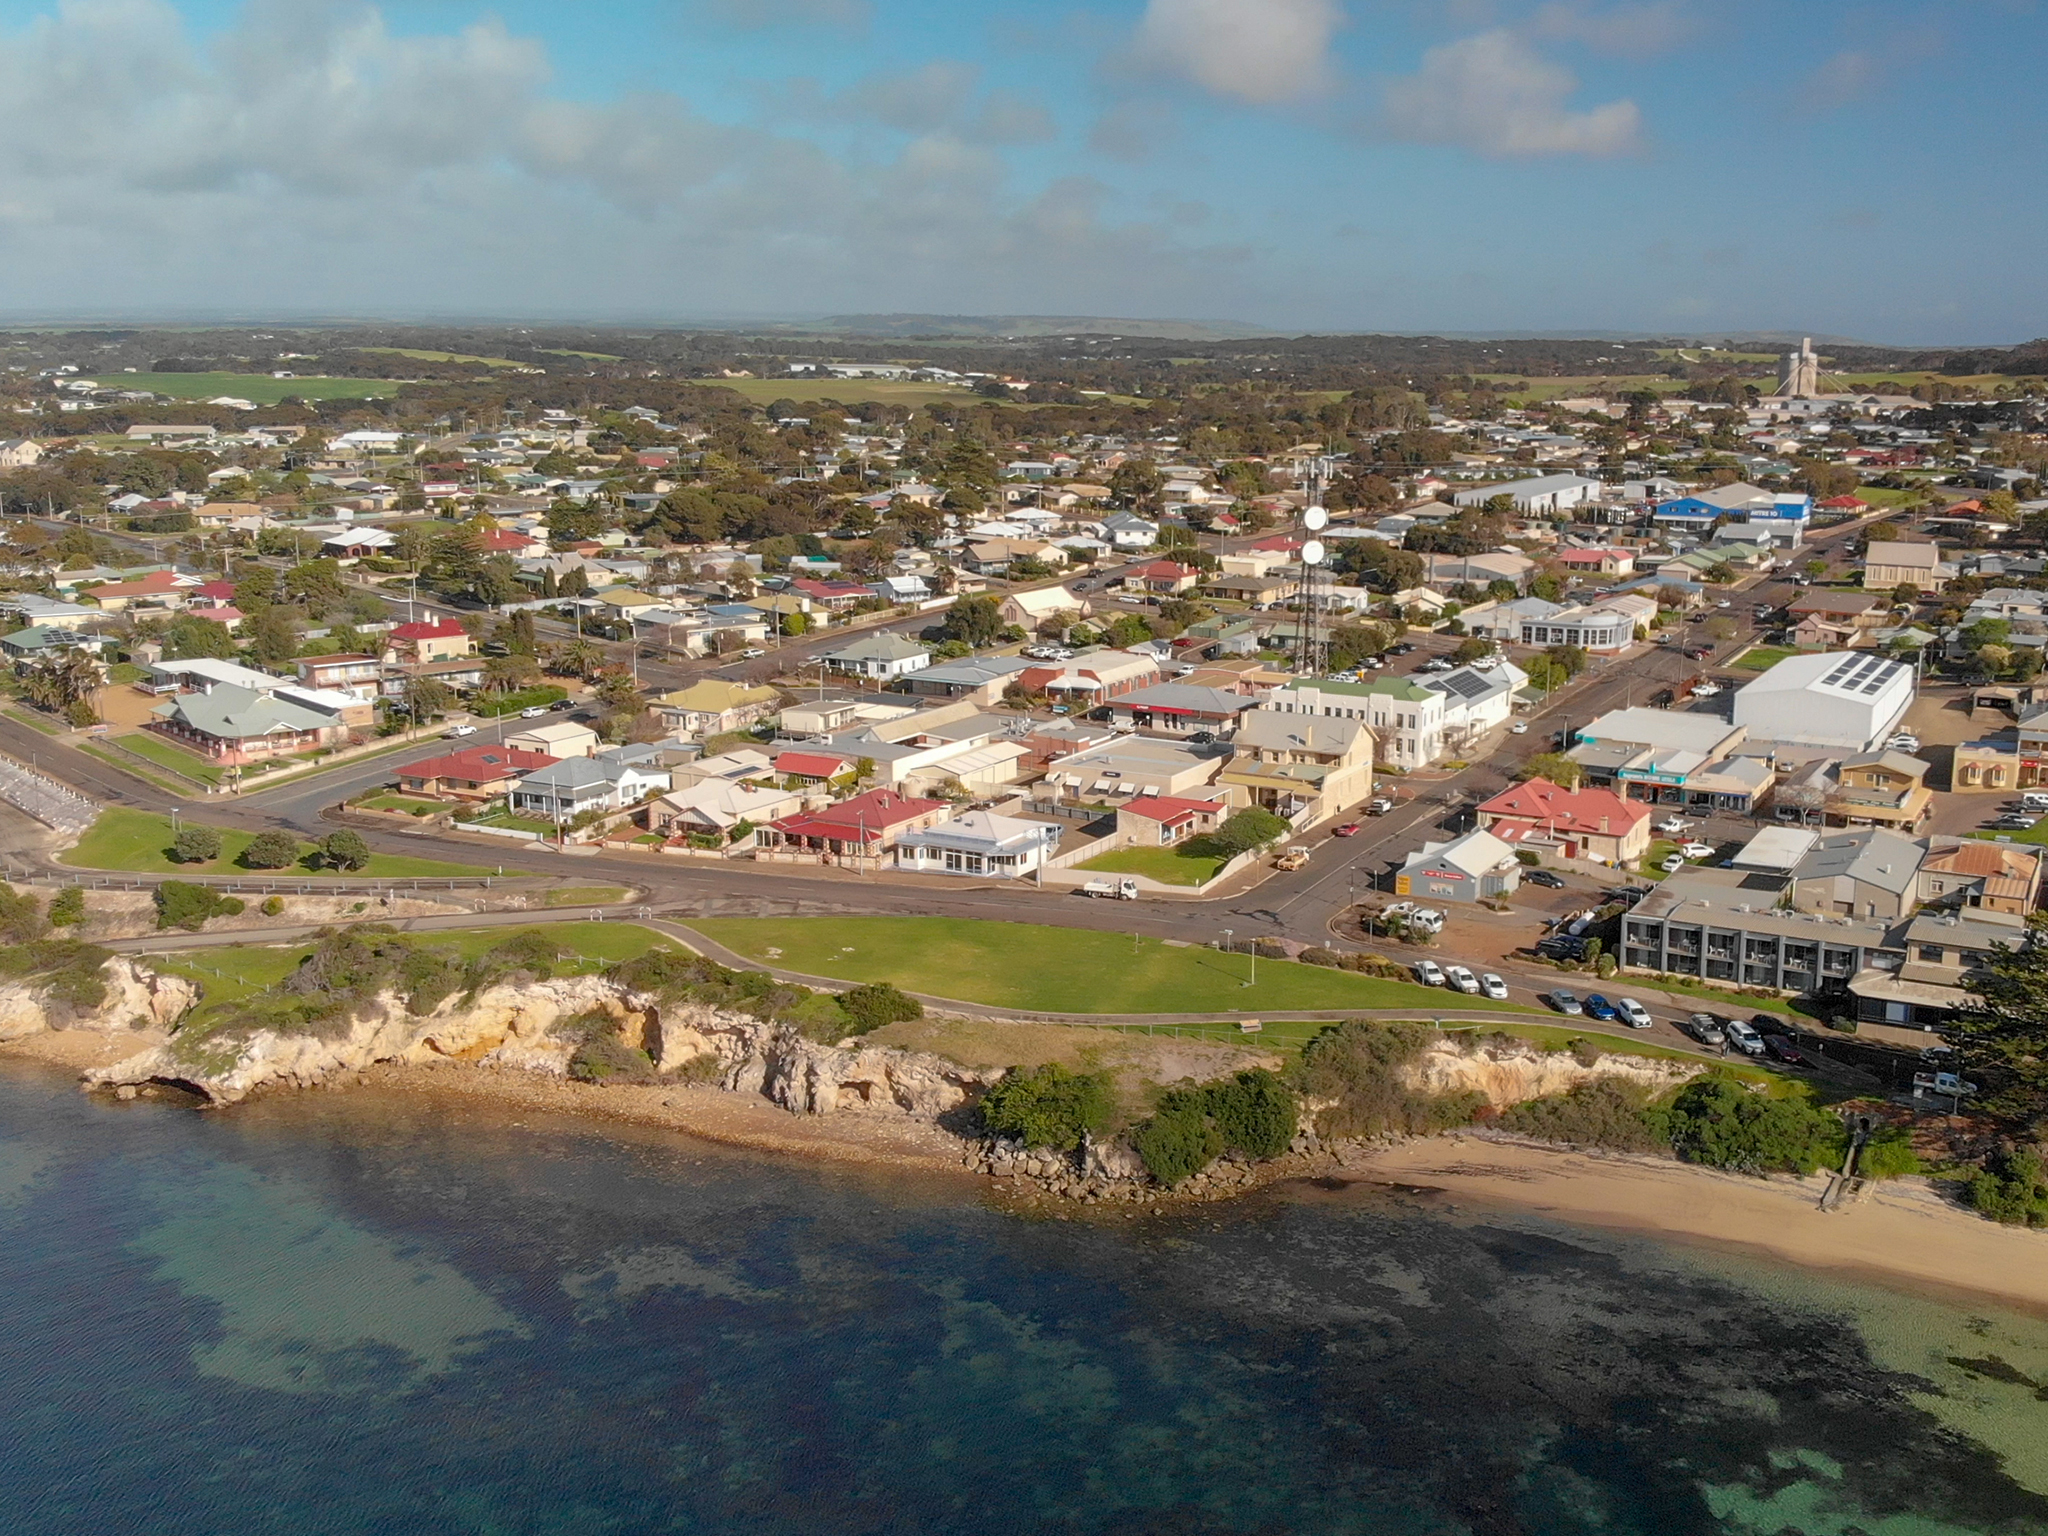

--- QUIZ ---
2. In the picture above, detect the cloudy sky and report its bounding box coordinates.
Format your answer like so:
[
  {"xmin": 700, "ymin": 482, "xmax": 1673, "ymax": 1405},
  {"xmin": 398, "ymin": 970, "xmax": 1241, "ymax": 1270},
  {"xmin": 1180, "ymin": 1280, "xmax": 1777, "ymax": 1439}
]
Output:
[{"xmin": 0, "ymin": 0, "xmax": 2037, "ymax": 342}]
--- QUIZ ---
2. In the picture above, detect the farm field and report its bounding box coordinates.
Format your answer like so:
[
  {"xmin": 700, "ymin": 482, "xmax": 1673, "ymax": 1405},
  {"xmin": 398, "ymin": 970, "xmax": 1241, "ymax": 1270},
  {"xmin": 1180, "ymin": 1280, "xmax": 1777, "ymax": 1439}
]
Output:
[{"xmin": 116, "ymin": 372, "xmax": 393, "ymax": 403}]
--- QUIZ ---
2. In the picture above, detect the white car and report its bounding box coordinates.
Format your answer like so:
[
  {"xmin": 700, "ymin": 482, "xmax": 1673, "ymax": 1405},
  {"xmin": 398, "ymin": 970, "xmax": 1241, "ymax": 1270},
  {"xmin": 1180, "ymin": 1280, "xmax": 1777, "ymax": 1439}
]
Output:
[
  {"xmin": 1656, "ymin": 817, "xmax": 1694, "ymax": 834},
  {"xmin": 1888, "ymin": 735, "xmax": 1920, "ymax": 752},
  {"xmin": 1659, "ymin": 853, "xmax": 1686, "ymax": 873},
  {"xmin": 519, "ymin": 705, "xmax": 547, "ymax": 718},
  {"xmin": 739, "ymin": 647, "xmax": 766, "ymax": 659},
  {"xmin": 1679, "ymin": 841, "xmax": 1715, "ymax": 859},
  {"xmin": 1508, "ymin": 722, "xmax": 1528, "ymax": 734},
  {"xmin": 1617, "ymin": 997, "xmax": 1654, "ymax": 1029},
  {"xmin": 446, "ymin": 723, "xmax": 477, "ymax": 737},
  {"xmin": 1479, "ymin": 972, "xmax": 1509, "ymax": 1000},
  {"xmin": 1691, "ymin": 682, "xmax": 1722, "ymax": 698},
  {"xmin": 1444, "ymin": 965, "xmax": 1482, "ymax": 995},
  {"xmin": 1723, "ymin": 1018, "xmax": 1767, "ymax": 1056},
  {"xmin": 1414, "ymin": 959, "xmax": 1446, "ymax": 987}
]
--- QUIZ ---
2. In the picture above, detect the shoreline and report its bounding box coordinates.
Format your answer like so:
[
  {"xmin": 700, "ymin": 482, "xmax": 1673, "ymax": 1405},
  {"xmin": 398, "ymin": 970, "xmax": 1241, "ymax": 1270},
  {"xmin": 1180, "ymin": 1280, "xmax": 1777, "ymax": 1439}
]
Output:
[{"xmin": 1333, "ymin": 1134, "xmax": 2048, "ymax": 1317}]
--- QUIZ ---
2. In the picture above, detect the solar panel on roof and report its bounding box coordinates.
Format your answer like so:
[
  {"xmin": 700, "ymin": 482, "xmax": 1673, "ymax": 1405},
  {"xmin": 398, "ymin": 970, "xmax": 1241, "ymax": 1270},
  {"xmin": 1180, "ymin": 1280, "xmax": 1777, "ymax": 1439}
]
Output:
[{"xmin": 1431, "ymin": 671, "xmax": 1490, "ymax": 699}]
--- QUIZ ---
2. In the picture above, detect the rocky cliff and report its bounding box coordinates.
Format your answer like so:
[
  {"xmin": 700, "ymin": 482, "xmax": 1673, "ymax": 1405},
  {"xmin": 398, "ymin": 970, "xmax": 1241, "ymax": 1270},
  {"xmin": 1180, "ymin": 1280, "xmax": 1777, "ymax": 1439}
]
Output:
[
  {"xmin": 1404, "ymin": 1036, "xmax": 1700, "ymax": 1107},
  {"xmin": 0, "ymin": 959, "xmax": 199, "ymax": 1042},
  {"xmin": 86, "ymin": 982, "xmax": 1003, "ymax": 1126}
]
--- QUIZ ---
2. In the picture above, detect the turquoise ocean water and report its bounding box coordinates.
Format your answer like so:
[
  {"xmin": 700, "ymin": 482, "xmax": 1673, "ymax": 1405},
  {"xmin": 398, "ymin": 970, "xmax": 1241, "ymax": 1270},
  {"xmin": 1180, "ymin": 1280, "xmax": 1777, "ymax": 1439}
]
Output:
[{"xmin": 3, "ymin": 1064, "xmax": 2046, "ymax": 1536}]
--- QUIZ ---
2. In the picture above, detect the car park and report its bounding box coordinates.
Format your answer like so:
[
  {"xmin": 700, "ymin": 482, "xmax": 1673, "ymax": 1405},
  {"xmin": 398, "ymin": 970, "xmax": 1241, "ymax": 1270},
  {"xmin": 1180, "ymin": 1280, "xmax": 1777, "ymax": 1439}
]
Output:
[
  {"xmin": 1723, "ymin": 1019, "xmax": 1767, "ymax": 1056},
  {"xmin": 1414, "ymin": 959, "xmax": 1446, "ymax": 987},
  {"xmin": 1583, "ymin": 994, "xmax": 1619, "ymax": 1022},
  {"xmin": 1616, "ymin": 997, "xmax": 1654, "ymax": 1029},
  {"xmin": 1762, "ymin": 1034, "xmax": 1812, "ymax": 1067},
  {"xmin": 1525, "ymin": 869, "xmax": 1565, "ymax": 888},
  {"xmin": 1546, "ymin": 990, "xmax": 1584, "ymax": 1016},
  {"xmin": 1479, "ymin": 973, "xmax": 1509, "ymax": 1000},
  {"xmin": 1684, "ymin": 1013, "xmax": 1728, "ymax": 1047},
  {"xmin": 1445, "ymin": 965, "xmax": 1482, "ymax": 994}
]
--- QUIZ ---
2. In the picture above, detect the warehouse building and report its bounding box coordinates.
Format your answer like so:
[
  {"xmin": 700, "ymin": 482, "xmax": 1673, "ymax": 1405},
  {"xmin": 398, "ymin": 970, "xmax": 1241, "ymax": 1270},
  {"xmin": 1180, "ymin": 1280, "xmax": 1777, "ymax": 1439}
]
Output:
[{"xmin": 1731, "ymin": 651, "xmax": 1914, "ymax": 752}]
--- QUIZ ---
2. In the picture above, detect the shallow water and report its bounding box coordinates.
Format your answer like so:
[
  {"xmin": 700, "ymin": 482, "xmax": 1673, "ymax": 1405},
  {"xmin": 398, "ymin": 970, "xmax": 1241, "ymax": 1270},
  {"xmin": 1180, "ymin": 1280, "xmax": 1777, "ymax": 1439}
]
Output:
[{"xmin": 3, "ymin": 1065, "xmax": 2046, "ymax": 1535}]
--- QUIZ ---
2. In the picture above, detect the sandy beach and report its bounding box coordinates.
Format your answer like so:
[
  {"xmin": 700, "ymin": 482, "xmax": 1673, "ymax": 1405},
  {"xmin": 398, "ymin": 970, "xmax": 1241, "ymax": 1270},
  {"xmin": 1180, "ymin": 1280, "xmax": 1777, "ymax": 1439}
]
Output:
[{"xmin": 1342, "ymin": 1134, "xmax": 2048, "ymax": 1315}]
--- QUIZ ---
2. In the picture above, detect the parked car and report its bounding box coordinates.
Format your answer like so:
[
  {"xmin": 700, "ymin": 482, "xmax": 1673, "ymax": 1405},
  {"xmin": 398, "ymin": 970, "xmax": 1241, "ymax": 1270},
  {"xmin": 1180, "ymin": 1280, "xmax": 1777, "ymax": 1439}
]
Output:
[
  {"xmin": 519, "ymin": 705, "xmax": 547, "ymax": 718},
  {"xmin": 1679, "ymin": 841, "xmax": 1715, "ymax": 859},
  {"xmin": 1445, "ymin": 965, "xmax": 1482, "ymax": 994},
  {"xmin": 1659, "ymin": 853, "xmax": 1686, "ymax": 873},
  {"xmin": 1723, "ymin": 1019, "xmax": 1767, "ymax": 1056},
  {"xmin": 1332, "ymin": 822, "xmax": 1361, "ymax": 837},
  {"xmin": 1607, "ymin": 886, "xmax": 1650, "ymax": 906},
  {"xmin": 1366, "ymin": 797, "xmax": 1395, "ymax": 816},
  {"xmin": 1684, "ymin": 1012, "xmax": 1728, "ymax": 1048},
  {"xmin": 1690, "ymin": 682, "xmax": 1722, "ymax": 698},
  {"xmin": 1684, "ymin": 646, "xmax": 1712, "ymax": 660},
  {"xmin": 738, "ymin": 647, "xmax": 766, "ymax": 659},
  {"xmin": 1508, "ymin": 722, "xmax": 1528, "ymax": 734},
  {"xmin": 446, "ymin": 723, "xmax": 477, "ymax": 737},
  {"xmin": 1546, "ymin": 990, "xmax": 1584, "ymax": 1016},
  {"xmin": 1525, "ymin": 869, "xmax": 1565, "ymax": 888},
  {"xmin": 551, "ymin": 698, "xmax": 578, "ymax": 712},
  {"xmin": 1479, "ymin": 973, "xmax": 1509, "ymax": 1000},
  {"xmin": 1749, "ymin": 1013, "xmax": 1794, "ymax": 1035},
  {"xmin": 1762, "ymin": 1034, "xmax": 1813, "ymax": 1067},
  {"xmin": 1414, "ymin": 959, "xmax": 1447, "ymax": 987},
  {"xmin": 1583, "ymin": 994, "xmax": 1619, "ymax": 1022},
  {"xmin": 1535, "ymin": 935, "xmax": 1588, "ymax": 961},
  {"xmin": 1656, "ymin": 817, "xmax": 1694, "ymax": 834},
  {"xmin": 1616, "ymin": 997, "xmax": 1654, "ymax": 1029}
]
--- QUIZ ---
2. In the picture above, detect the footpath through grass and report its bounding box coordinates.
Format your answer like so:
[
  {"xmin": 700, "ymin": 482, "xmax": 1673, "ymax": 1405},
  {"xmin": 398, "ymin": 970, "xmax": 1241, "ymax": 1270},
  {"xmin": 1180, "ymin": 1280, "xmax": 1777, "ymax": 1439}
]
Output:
[
  {"xmin": 62, "ymin": 808, "xmax": 495, "ymax": 879},
  {"xmin": 686, "ymin": 915, "xmax": 1522, "ymax": 1016}
]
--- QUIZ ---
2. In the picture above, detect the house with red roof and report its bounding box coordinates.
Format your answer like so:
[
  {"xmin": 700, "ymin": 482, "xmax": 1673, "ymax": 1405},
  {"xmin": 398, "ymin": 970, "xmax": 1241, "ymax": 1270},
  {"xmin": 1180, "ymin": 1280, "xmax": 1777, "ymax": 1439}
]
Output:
[
  {"xmin": 1120, "ymin": 560, "xmax": 1202, "ymax": 596},
  {"xmin": 479, "ymin": 528, "xmax": 541, "ymax": 555},
  {"xmin": 789, "ymin": 577, "xmax": 872, "ymax": 612},
  {"xmin": 1115, "ymin": 794, "xmax": 1227, "ymax": 847},
  {"xmin": 1475, "ymin": 778, "xmax": 1651, "ymax": 867},
  {"xmin": 78, "ymin": 568, "xmax": 202, "ymax": 614},
  {"xmin": 396, "ymin": 744, "xmax": 558, "ymax": 802},
  {"xmin": 773, "ymin": 750, "xmax": 857, "ymax": 787},
  {"xmin": 756, "ymin": 788, "xmax": 949, "ymax": 864},
  {"xmin": 386, "ymin": 617, "xmax": 475, "ymax": 664}
]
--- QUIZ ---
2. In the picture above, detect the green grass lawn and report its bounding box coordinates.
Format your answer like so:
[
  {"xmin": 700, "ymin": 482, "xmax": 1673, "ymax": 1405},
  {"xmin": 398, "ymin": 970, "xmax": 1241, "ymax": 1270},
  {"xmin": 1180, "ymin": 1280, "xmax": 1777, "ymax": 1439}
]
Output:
[
  {"xmin": 545, "ymin": 885, "xmax": 630, "ymax": 907},
  {"xmin": 1731, "ymin": 646, "xmax": 1797, "ymax": 673},
  {"xmin": 148, "ymin": 923, "xmax": 674, "ymax": 1023},
  {"xmin": 353, "ymin": 346, "xmax": 527, "ymax": 368},
  {"xmin": 4, "ymin": 707, "xmax": 67, "ymax": 737},
  {"xmin": 62, "ymin": 808, "xmax": 494, "ymax": 879},
  {"xmin": 1076, "ymin": 844, "xmax": 1228, "ymax": 887},
  {"xmin": 1639, "ymin": 838, "xmax": 1682, "ymax": 880},
  {"xmin": 357, "ymin": 793, "xmax": 446, "ymax": 815},
  {"xmin": 77, "ymin": 743, "xmax": 186, "ymax": 794},
  {"xmin": 115, "ymin": 732, "xmax": 227, "ymax": 784},
  {"xmin": 115, "ymin": 372, "xmax": 393, "ymax": 403},
  {"xmin": 1971, "ymin": 817, "xmax": 2048, "ymax": 846},
  {"xmin": 106, "ymin": 663, "xmax": 145, "ymax": 685},
  {"xmin": 685, "ymin": 916, "xmax": 1523, "ymax": 1016}
]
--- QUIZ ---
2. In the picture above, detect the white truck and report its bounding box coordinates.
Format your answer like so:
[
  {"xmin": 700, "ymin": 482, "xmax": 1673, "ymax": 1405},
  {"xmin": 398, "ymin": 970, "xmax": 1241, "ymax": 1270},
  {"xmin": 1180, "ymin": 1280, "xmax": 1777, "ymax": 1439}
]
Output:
[{"xmin": 1079, "ymin": 877, "xmax": 1141, "ymax": 900}]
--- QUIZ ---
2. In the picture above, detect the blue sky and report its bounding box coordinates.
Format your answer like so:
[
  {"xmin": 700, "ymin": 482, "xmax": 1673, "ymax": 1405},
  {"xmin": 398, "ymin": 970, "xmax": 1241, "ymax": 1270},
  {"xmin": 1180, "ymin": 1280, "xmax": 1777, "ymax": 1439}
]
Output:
[{"xmin": 0, "ymin": 0, "xmax": 2038, "ymax": 342}]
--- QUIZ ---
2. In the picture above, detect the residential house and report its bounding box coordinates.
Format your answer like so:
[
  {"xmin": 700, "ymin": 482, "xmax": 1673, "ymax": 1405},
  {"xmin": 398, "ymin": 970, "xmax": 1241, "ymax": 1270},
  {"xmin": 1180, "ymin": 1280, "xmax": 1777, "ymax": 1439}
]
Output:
[
  {"xmin": 650, "ymin": 679, "xmax": 782, "ymax": 738},
  {"xmin": 1100, "ymin": 512, "xmax": 1158, "ymax": 549},
  {"xmin": 1220, "ymin": 709, "xmax": 1373, "ymax": 821},
  {"xmin": 1475, "ymin": 779, "xmax": 1652, "ymax": 867},
  {"xmin": 1395, "ymin": 829, "xmax": 1523, "ymax": 902},
  {"xmin": 820, "ymin": 632, "xmax": 931, "ymax": 681},
  {"xmin": 503, "ymin": 719, "xmax": 600, "ymax": 759},
  {"xmin": 963, "ymin": 539, "xmax": 1065, "ymax": 576},
  {"xmin": 667, "ymin": 747, "xmax": 778, "ymax": 789},
  {"xmin": 647, "ymin": 779, "xmax": 804, "ymax": 838},
  {"xmin": 510, "ymin": 744, "xmax": 671, "ymax": 823},
  {"xmin": 151, "ymin": 683, "xmax": 349, "ymax": 765},
  {"xmin": 772, "ymin": 750, "xmax": 857, "ymax": 788},
  {"xmin": 1017, "ymin": 648, "xmax": 1161, "ymax": 706},
  {"xmin": 0, "ymin": 438, "xmax": 44, "ymax": 468},
  {"xmin": 1120, "ymin": 560, "xmax": 1202, "ymax": 597},
  {"xmin": 1787, "ymin": 828, "xmax": 1926, "ymax": 921},
  {"xmin": 1116, "ymin": 794, "xmax": 1228, "ymax": 847},
  {"xmin": 899, "ymin": 656, "xmax": 1033, "ymax": 704},
  {"xmin": 1422, "ymin": 550, "xmax": 1537, "ymax": 590},
  {"xmin": 1105, "ymin": 682, "xmax": 1260, "ymax": 735},
  {"xmin": 756, "ymin": 788, "xmax": 950, "ymax": 863},
  {"xmin": 779, "ymin": 697, "xmax": 868, "ymax": 737},
  {"xmin": 869, "ymin": 574, "xmax": 931, "ymax": 604},
  {"xmin": 386, "ymin": 618, "xmax": 475, "ymax": 664},
  {"xmin": 894, "ymin": 811, "xmax": 1061, "ymax": 879},
  {"xmin": 1917, "ymin": 839, "xmax": 2043, "ymax": 916},
  {"xmin": 78, "ymin": 569, "xmax": 202, "ymax": 614},
  {"xmin": 0, "ymin": 626, "xmax": 112, "ymax": 663},
  {"xmin": 1863, "ymin": 540, "xmax": 1953, "ymax": 594},
  {"xmin": 294, "ymin": 654, "xmax": 382, "ymax": 703},
  {"xmin": 1552, "ymin": 547, "xmax": 1636, "ymax": 578},
  {"xmin": 997, "ymin": 586, "xmax": 1092, "ymax": 631},
  {"xmin": 397, "ymin": 745, "xmax": 558, "ymax": 802},
  {"xmin": 1826, "ymin": 751, "xmax": 1933, "ymax": 830},
  {"xmin": 1267, "ymin": 677, "xmax": 1445, "ymax": 768}
]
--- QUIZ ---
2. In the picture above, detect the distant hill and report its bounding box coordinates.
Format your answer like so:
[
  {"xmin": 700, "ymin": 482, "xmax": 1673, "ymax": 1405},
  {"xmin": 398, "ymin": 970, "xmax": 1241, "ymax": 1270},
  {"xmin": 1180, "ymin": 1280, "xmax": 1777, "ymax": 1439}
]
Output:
[{"xmin": 769, "ymin": 314, "xmax": 1281, "ymax": 342}]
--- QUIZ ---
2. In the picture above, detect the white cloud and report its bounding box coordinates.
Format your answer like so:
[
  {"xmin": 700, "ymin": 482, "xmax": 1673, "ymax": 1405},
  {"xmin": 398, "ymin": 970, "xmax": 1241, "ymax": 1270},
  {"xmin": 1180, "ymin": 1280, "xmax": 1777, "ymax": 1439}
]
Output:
[
  {"xmin": 1132, "ymin": 0, "xmax": 1345, "ymax": 105},
  {"xmin": 1380, "ymin": 29, "xmax": 1640, "ymax": 157},
  {"xmin": 1529, "ymin": 1, "xmax": 1694, "ymax": 59},
  {"xmin": 0, "ymin": 0, "xmax": 1202, "ymax": 319}
]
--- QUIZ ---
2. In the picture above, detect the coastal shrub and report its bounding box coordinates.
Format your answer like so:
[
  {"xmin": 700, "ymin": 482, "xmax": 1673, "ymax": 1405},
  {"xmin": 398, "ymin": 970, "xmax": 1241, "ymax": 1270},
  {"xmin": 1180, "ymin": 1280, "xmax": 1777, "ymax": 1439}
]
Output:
[
  {"xmin": 1132, "ymin": 1097, "xmax": 1224, "ymax": 1186},
  {"xmin": 0, "ymin": 883, "xmax": 45, "ymax": 944},
  {"xmin": 555, "ymin": 1010, "xmax": 653, "ymax": 1084},
  {"xmin": 1253, "ymin": 939, "xmax": 1288, "ymax": 960},
  {"xmin": 978, "ymin": 1063, "xmax": 1116, "ymax": 1152},
  {"xmin": 782, "ymin": 992, "xmax": 855, "ymax": 1042},
  {"xmin": 240, "ymin": 830, "xmax": 302, "ymax": 870},
  {"xmin": 1499, "ymin": 1079, "xmax": 1668, "ymax": 1154},
  {"xmin": 1855, "ymin": 1126, "xmax": 1922, "ymax": 1181},
  {"xmin": 260, "ymin": 896, "xmax": 285, "ymax": 917},
  {"xmin": 1204, "ymin": 1069, "xmax": 1298, "ymax": 1158},
  {"xmin": 172, "ymin": 827, "xmax": 222, "ymax": 864},
  {"xmin": 1299, "ymin": 946, "xmax": 1342, "ymax": 968},
  {"xmin": 1182, "ymin": 806, "xmax": 1289, "ymax": 861},
  {"xmin": 154, "ymin": 882, "xmax": 245, "ymax": 932},
  {"xmin": 1662, "ymin": 1075, "xmax": 1844, "ymax": 1176},
  {"xmin": 0, "ymin": 938, "xmax": 111, "ymax": 1012},
  {"xmin": 1292, "ymin": 1019, "xmax": 1485, "ymax": 1140},
  {"xmin": 1968, "ymin": 1147, "xmax": 2048, "ymax": 1227},
  {"xmin": 477, "ymin": 931, "xmax": 567, "ymax": 985},
  {"xmin": 46, "ymin": 887, "xmax": 85, "ymax": 928},
  {"xmin": 835, "ymin": 981, "xmax": 922, "ymax": 1036}
]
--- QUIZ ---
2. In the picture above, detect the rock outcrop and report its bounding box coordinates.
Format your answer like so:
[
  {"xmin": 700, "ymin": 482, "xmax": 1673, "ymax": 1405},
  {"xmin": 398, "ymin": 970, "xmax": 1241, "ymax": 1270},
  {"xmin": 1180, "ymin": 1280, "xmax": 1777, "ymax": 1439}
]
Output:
[
  {"xmin": 0, "ymin": 960, "xmax": 199, "ymax": 1042},
  {"xmin": 1404, "ymin": 1036, "xmax": 1700, "ymax": 1107}
]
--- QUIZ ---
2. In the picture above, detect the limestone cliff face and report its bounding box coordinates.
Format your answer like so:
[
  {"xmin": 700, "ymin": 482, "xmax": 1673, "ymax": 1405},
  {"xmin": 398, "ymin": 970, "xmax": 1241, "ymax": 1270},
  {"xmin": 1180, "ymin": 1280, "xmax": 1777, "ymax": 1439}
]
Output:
[
  {"xmin": 1403, "ymin": 1037, "xmax": 1700, "ymax": 1108},
  {"xmin": 0, "ymin": 960, "xmax": 199, "ymax": 1042},
  {"xmin": 86, "ymin": 984, "xmax": 1003, "ymax": 1125}
]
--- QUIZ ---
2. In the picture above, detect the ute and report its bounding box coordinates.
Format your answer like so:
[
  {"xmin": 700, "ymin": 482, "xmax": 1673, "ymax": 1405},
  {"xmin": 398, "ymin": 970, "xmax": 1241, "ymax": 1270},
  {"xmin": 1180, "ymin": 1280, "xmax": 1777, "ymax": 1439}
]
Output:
[{"xmin": 1274, "ymin": 846, "xmax": 1311, "ymax": 871}]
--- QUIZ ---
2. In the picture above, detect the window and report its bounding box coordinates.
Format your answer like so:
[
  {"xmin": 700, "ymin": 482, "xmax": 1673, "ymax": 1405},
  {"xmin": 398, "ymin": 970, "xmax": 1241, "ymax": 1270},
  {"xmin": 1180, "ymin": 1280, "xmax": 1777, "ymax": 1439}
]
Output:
[{"xmin": 1917, "ymin": 944, "xmax": 1945, "ymax": 962}]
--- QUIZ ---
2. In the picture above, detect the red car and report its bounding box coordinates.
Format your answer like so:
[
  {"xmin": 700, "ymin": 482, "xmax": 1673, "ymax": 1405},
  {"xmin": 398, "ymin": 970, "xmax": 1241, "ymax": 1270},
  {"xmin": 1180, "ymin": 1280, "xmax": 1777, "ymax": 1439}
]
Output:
[{"xmin": 1333, "ymin": 823, "xmax": 1362, "ymax": 837}]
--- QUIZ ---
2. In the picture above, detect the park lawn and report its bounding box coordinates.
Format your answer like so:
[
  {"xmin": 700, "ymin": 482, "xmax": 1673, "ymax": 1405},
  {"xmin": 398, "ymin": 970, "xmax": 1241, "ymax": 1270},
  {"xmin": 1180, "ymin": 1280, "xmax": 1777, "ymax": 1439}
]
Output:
[
  {"xmin": 78, "ymin": 744, "xmax": 185, "ymax": 795},
  {"xmin": 148, "ymin": 923, "xmax": 673, "ymax": 1023},
  {"xmin": 116, "ymin": 732, "xmax": 227, "ymax": 784},
  {"xmin": 115, "ymin": 372, "xmax": 392, "ymax": 403},
  {"xmin": 62, "ymin": 808, "xmax": 494, "ymax": 879},
  {"xmin": 685, "ymin": 915, "xmax": 1521, "ymax": 1016},
  {"xmin": 1731, "ymin": 646, "xmax": 1796, "ymax": 673},
  {"xmin": 1076, "ymin": 845, "xmax": 1228, "ymax": 887}
]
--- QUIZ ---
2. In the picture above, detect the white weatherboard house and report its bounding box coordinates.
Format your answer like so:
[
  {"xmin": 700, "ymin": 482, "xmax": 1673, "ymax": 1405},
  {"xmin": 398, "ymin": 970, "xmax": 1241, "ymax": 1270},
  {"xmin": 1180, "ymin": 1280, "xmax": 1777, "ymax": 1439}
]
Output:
[
  {"xmin": 1732, "ymin": 651, "xmax": 1914, "ymax": 752},
  {"xmin": 894, "ymin": 810, "xmax": 1060, "ymax": 878}
]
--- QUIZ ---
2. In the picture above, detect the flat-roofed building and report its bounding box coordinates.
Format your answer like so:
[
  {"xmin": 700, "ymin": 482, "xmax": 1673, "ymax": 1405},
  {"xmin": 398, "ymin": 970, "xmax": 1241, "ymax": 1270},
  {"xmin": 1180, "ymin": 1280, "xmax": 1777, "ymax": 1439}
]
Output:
[{"xmin": 1622, "ymin": 866, "xmax": 1900, "ymax": 993}]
